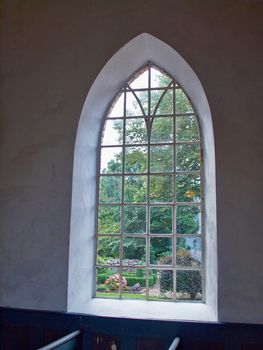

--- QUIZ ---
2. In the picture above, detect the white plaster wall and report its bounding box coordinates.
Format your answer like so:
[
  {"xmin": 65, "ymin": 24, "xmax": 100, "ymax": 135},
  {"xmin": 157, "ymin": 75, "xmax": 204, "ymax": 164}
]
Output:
[{"xmin": 0, "ymin": 0, "xmax": 262, "ymax": 323}]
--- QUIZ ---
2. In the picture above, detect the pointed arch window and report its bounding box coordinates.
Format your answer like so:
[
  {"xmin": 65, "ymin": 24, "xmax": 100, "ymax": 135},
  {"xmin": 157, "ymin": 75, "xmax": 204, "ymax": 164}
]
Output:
[{"xmin": 96, "ymin": 63, "xmax": 204, "ymax": 302}]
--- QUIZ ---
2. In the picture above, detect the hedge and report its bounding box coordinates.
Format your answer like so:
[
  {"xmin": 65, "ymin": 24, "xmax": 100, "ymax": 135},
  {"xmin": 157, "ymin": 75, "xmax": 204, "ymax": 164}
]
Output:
[
  {"xmin": 97, "ymin": 273, "xmax": 111, "ymax": 284},
  {"xmin": 98, "ymin": 273, "xmax": 156, "ymax": 287},
  {"xmin": 124, "ymin": 275, "xmax": 155, "ymax": 288},
  {"xmin": 159, "ymin": 269, "xmax": 201, "ymax": 297}
]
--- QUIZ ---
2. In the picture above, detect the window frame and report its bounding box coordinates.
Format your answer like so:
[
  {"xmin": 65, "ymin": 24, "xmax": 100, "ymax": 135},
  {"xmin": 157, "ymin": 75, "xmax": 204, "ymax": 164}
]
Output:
[
  {"xmin": 95, "ymin": 63, "xmax": 205, "ymax": 303},
  {"xmin": 68, "ymin": 33, "xmax": 217, "ymax": 322}
]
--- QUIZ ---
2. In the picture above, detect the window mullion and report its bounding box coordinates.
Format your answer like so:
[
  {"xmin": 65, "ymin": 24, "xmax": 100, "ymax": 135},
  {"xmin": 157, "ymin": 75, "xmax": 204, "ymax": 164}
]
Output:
[
  {"xmin": 173, "ymin": 81, "xmax": 177, "ymax": 301},
  {"xmin": 119, "ymin": 88, "xmax": 127, "ymax": 299},
  {"xmin": 145, "ymin": 64, "xmax": 151, "ymax": 300},
  {"xmin": 200, "ymin": 143, "xmax": 206, "ymax": 303}
]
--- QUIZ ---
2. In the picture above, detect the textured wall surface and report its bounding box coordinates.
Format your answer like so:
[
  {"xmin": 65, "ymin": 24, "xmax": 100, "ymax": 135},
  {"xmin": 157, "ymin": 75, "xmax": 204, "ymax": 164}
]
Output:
[{"xmin": 0, "ymin": 0, "xmax": 262, "ymax": 322}]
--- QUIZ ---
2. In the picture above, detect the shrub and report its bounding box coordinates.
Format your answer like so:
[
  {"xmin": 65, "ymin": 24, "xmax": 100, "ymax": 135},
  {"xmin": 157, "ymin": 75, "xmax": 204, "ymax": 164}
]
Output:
[
  {"xmin": 124, "ymin": 275, "xmax": 155, "ymax": 288},
  {"xmin": 97, "ymin": 273, "xmax": 111, "ymax": 284},
  {"xmin": 159, "ymin": 270, "xmax": 173, "ymax": 294},
  {"xmin": 150, "ymin": 272, "xmax": 157, "ymax": 284},
  {"xmin": 97, "ymin": 285, "xmax": 108, "ymax": 292},
  {"xmin": 176, "ymin": 270, "xmax": 201, "ymax": 297},
  {"xmin": 123, "ymin": 272, "xmax": 137, "ymax": 277},
  {"xmin": 159, "ymin": 253, "xmax": 201, "ymax": 299},
  {"xmin": 105, "ymin": 274, "xmax": 127, "ymax": 290},
  {"xmin": 176, "ymin": 248, "xmax": 201, "ymax": 267},
  {"xmin": 98, "ymin": 272, "xmax": 156, "ymax": 288},
  {"xmin": 136, "ymin": 269, "xmax": 144, "ymax": 277}
]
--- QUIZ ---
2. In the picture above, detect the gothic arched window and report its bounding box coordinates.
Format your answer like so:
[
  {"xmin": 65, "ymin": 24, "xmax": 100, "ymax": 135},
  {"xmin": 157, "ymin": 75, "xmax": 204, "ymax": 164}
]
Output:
[{"xmin": 96, "ymin": 63, "xmax": 203, "ymax": 302}]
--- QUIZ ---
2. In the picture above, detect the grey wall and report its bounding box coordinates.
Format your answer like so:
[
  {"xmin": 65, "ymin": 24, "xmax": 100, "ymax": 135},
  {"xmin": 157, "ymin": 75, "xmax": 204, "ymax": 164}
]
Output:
[{"xmin": 0, "ymin": 0, "xmax": 262, "ymax": 323}]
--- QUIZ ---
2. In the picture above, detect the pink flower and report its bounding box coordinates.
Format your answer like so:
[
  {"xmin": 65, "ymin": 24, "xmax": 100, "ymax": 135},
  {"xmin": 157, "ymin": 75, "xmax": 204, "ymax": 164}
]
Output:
[{"xmin": 104, "ymin": 273, "xmax": 127, "ymax": 290}]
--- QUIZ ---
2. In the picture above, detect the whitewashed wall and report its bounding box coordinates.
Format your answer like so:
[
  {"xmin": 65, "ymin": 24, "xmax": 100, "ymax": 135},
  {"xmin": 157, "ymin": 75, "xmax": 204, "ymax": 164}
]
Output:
[{"xmin": 0, "ymin": 0, "xmax": 262, "ymax": 323}]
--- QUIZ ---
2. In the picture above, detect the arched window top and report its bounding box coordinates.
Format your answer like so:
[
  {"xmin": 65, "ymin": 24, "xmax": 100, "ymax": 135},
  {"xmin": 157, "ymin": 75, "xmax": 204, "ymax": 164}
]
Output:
[
  {"xmin": 107, "ymin": 63, "xmax": 195, "ymax": 117},
  {"xmin": 68, "ymin": 34, "xmax": 217, "ymax": 321}
]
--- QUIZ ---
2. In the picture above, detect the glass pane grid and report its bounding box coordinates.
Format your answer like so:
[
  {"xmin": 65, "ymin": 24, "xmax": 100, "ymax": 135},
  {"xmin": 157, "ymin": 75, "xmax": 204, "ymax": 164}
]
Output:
[
  {"xmin": 96, "ymin": 63, "xmax": 204, "ymax": 302},
  {"xmin": 100, "ymin": 141, "xmax": 201, "ymax": 148},
  {"xmin": 99, "ymin": 171, "xmax": 201, "ymax": 176},
  {"xmin": 121, "ymin": 86, "xmax": 194, "ymax": 93},
  {"xmin": 98, "ymin": 201, "xmax": 202, "ymax": 206},
  {"xmin": 108, "ymin": 113, "xmax": 197, "ymax": 121}
]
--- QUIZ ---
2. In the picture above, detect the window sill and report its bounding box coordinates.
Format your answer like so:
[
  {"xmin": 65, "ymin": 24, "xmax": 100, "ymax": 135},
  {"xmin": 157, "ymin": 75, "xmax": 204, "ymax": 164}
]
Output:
[{"xmin": 77, "ymin": 298, "xmax": 217, "ymax": 322}]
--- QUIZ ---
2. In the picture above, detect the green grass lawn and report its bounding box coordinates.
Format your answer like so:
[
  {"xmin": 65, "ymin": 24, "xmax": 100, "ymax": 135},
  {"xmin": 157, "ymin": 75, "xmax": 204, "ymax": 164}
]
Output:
[{"xmin": 96, "ymin": 291, "xmax": 173, "ymax": 301}]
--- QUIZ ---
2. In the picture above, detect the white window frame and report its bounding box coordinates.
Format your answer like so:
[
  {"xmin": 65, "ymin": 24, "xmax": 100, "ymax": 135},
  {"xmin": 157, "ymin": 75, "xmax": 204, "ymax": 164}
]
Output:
[{"xmin": 68, "ymin": 33, "xmax": 217, "ymax": 322}]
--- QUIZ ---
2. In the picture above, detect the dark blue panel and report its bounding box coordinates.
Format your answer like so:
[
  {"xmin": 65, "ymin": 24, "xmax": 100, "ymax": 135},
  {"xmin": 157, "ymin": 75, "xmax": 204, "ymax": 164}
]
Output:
[{"xmin": 1, "ymin": 307, "xmax": 263, "ymax": 350}]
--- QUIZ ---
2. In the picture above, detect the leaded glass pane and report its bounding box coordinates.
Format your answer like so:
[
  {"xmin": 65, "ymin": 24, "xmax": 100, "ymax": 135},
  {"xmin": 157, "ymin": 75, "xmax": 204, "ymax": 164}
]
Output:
[
  {"xmin": 125, "ymin": 146, "xmax": 147, "ymax": 173},
  {"xmin": 156, "ymin": 89, "xmax": 173, "ymax": 115},
  {"xmin": 150, "ymin": 206, "xmax": 172, "ymax": 234},
  {"xmin": 108, "ymin": 93, "xmax": 124, "ymax": 118},
  {"xmin": 100, "ymin": 147, "xmax": 122, "ymax": 174},
  {"xmin": 176, "ymin": 205, "xmax": 201, "ymax": 234},
  {"xmin": 125, "ymin": 118, "xmax": 148, "ymax": 144},
  {"xmin": 151, "ymin": 67, "xmax": 172, "ymax": 88},
  {"xmin": 135, "ymin": 90, "xmax": 148, "ymax": 115},
  {"xmin": 102, "ymin": 119, "xmax": 123, "ymax": 145},
  {"xmin": 96, "ymin": 267, "xmax": 120, "ymax": 298},
  {"xmin": 99, "ymin": 176, "xmax": 122, "ymax": 203},
  {"xmin": 123, "ymin": 206, "xmax": 146, "ymax": 234},
  {"xmin": 122, "ymin": 268, "xmax": 146, "ymax": 299},
  {"xmin": 150, "ymin": 117, "xmax": 173, "ymax": 143},
  {"xmin": 150, "ymin": 90, "xmax": 164, "ymax": 115},
  {"xmin": 129, "ymin": 68, "xmax": 148, "ymax": 89},
  {"xmin": 150, "ymin": 145, "xmax": 173, "ymax": 172},
  {"xmin": 150, "ymin": 237, "xmax": 173, "ymax": 265},
  {"xmin": 123, "ymin": 237, "xmax": 146, "ymax": 265},
  {"xmin": 176, "ymin": 116, "xmax": 200, "ymax": 142},
  {"xmin": 148, "ymin": 269, "xmax": 173, "ymax": 301},
  {"xmin": 124, "ymin": 175, "xmax": 147, "ymax": 203},
  {"xmin": 97, "ymin": 237, "xmax": 120, "ymax": 263},
  {"xmin": 150, "ymin": 175, "xmax": 173, "ymax": 202},
  {"xmin": 176, "ymin": 89, "xmax": 193, "ymax": 113},
  {"xmin": 126, "ymin": 92, "xmax": 143, "ymax": 116},
  {"xmin": 98, "ymin": 206, "xmax": 121, "ymax": 234},
  {"xmin": 176, "ymin": 174, "xmax": 201, "ymax": 202},
  {"xmin": 176, "ymin": 144, "xmax": 200, "ymax": 172},
  {"xmin": 176, "ymin": 270, "xmax": 202, "ymax": 301},
  {"xmin": 176, "ymin": 237, "xmax": 201, "ymax": 267}
]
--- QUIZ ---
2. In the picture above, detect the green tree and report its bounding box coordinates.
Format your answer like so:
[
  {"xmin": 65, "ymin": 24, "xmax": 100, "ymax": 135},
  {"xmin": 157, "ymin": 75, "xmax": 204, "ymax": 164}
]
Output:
[{"xmin": 98, "ymin": 67, "xmax": 201, "ymax": 263}]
